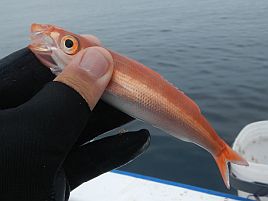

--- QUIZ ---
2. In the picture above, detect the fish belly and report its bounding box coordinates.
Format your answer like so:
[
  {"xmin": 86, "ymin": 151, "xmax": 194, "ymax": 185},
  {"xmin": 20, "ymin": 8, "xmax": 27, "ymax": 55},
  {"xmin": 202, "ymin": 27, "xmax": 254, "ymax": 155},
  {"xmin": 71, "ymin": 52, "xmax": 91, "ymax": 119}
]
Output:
[
  {"xmin": 103, "ymin": 70, "xmax": 198, "ymax": 144},
  {"xmin": 102, "ymin": 50, "xmax": 223, "ymax": 155}
]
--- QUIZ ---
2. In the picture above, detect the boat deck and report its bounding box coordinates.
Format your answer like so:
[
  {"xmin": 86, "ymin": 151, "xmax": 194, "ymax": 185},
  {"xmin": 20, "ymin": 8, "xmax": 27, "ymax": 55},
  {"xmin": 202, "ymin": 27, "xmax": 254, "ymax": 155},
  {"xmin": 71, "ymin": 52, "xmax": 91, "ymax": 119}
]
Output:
[{"xmin": 70, "ymin": 170, "xmax": 251, "ymax": 201}]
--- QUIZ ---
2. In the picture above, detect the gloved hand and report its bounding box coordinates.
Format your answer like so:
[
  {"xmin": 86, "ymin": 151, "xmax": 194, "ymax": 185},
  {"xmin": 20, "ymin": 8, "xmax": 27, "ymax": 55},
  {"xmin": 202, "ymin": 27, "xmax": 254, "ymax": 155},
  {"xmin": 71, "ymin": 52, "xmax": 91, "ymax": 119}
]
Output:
[{"xmin": 0, "ymin": 37, "xmax": 150, "ymax": 201}]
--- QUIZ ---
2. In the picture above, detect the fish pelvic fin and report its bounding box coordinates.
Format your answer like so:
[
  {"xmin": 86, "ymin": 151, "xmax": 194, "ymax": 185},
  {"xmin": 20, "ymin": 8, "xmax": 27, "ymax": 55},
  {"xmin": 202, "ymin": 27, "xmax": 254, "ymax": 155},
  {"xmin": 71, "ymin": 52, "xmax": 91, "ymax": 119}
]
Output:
[{"xmin": 214, "ymin": 145, "xmax": 248, "ymax": 189}]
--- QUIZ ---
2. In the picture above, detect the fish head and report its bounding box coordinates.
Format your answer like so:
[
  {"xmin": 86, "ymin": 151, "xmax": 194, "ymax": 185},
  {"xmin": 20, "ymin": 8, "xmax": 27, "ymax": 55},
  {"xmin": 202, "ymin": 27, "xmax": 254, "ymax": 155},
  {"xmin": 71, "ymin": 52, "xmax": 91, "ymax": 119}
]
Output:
[{"xmin": 29, "ymin": 23, "xmax": 92, "ymax": 74}]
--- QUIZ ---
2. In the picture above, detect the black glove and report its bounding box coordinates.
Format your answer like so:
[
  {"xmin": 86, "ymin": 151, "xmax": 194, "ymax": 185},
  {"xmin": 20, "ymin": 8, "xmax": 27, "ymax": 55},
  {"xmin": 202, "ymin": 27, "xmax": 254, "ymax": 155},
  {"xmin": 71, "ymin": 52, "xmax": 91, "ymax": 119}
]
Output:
[{"xmin": 0, "ymin": 48, "xmax": 150, "ymax": 201}]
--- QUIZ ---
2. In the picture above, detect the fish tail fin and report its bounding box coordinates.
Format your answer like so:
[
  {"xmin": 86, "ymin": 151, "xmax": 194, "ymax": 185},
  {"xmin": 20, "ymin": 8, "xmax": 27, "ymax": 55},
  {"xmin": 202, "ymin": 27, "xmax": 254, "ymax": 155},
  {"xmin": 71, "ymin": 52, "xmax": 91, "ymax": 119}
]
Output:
[{"xmin": 214, "ymin": 145, "xmax": 248, "ymax": 189}]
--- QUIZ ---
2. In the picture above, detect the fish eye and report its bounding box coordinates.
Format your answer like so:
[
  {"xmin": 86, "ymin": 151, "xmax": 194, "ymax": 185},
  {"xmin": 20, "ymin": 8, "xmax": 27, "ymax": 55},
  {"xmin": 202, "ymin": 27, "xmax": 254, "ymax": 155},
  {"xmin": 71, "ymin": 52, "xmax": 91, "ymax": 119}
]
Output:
[
  {"xmin": 60, "ymin": 35, "xmax": 79, "ymax": 55},
  {"xmin": 65, "ymin": 39, "xmax": 74, "ymax": 48}
]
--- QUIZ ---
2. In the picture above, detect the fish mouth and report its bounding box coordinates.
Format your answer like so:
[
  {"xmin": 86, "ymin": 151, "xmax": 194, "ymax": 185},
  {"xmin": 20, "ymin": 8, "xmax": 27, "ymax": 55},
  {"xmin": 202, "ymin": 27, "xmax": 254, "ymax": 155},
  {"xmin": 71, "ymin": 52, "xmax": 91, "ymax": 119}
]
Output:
[{"xmin": 29, "ymin": 23, "xmax": 58, "ymax": 67}]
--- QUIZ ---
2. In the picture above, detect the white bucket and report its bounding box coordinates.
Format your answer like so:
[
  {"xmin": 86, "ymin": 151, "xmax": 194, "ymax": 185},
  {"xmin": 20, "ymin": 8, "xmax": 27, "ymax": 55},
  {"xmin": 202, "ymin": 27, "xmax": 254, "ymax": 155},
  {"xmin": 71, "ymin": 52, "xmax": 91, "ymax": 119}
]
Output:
[{"xmin": 230, "ymin": 121, "xmax": 268, "ymax": 200}]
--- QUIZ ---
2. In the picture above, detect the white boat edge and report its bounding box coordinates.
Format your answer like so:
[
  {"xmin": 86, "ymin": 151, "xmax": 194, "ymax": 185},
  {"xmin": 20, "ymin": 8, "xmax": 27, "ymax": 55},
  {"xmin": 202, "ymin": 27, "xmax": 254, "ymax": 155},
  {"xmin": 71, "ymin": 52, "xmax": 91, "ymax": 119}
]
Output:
[{"xmin": 70, "ymin": 170, "xmax": 252, "ymax": 201}]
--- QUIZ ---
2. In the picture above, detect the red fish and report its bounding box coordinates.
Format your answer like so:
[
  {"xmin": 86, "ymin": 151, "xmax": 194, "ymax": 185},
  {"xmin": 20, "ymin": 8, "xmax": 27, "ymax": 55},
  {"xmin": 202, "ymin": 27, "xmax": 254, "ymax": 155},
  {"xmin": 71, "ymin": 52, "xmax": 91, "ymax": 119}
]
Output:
[{"xmin": 29, "ymin": 23, "xmax": 248, "ymax": 188}]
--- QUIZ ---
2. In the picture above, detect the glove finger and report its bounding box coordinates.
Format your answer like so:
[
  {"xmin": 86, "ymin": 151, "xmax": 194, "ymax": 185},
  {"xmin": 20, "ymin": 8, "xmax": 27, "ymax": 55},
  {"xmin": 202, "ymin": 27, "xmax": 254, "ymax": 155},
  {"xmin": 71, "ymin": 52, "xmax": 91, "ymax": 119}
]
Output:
[
  {"xmin": 63, "ymin": 129, "xmax": 150, "ymax": 190},
  {"xmin": 0, "ymin": 82, "xmax": 90, "ymax": 160},
  {"xmin": 0, "ymin": 48, "xmax": 55, "ymax": 109},
  {"xmin": 76, "ymin": 100, "xmax": 134, "ymax": 145}
]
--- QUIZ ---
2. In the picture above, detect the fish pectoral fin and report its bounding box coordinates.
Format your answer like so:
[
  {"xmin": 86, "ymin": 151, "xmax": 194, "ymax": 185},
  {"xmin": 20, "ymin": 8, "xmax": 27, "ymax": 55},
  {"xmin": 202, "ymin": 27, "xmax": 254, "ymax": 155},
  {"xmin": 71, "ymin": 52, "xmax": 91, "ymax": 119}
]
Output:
[{"xmin": 214, "ymin": 145, "xmax": 248, "ymax": 189}]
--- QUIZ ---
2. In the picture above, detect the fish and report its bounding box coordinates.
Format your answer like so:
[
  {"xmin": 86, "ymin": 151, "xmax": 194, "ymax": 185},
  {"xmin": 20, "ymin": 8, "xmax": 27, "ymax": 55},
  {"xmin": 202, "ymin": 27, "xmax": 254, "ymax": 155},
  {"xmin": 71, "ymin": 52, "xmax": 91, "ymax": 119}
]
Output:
[{"xmin": 28, "ymin": 23, "xmax": 248, "ymax": 188}]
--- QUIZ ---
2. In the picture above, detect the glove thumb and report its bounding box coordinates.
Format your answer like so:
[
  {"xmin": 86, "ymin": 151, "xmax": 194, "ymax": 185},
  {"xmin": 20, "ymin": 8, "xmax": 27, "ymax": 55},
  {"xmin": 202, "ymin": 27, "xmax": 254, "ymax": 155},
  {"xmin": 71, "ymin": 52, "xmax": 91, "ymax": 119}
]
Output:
[{"xmin": 55, "ymin": 47, "xmax": 114, "ymax": 110}]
